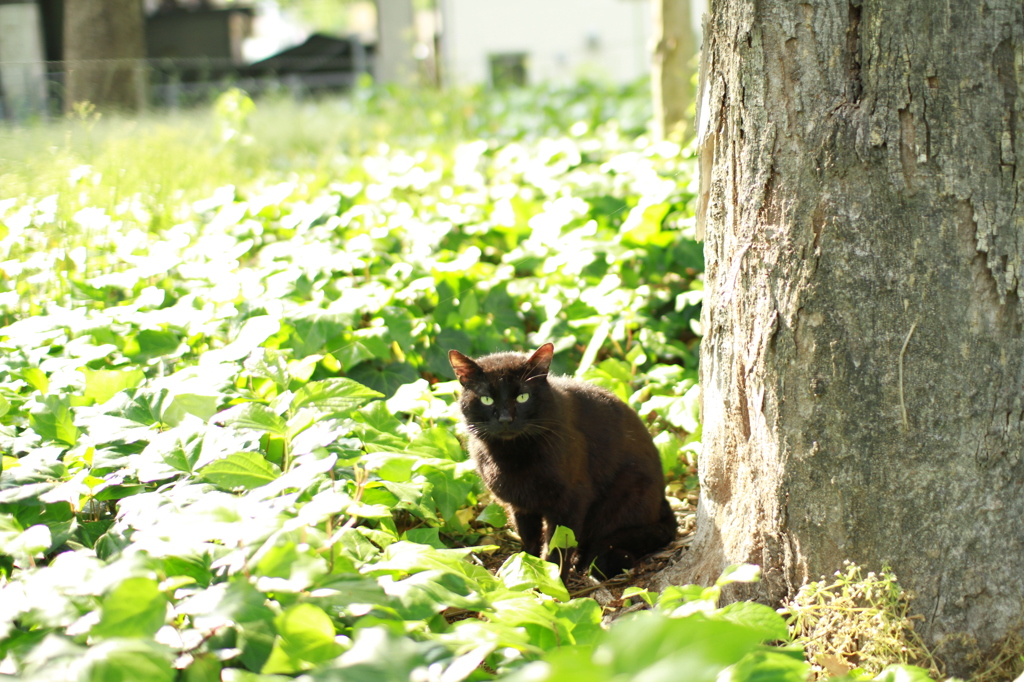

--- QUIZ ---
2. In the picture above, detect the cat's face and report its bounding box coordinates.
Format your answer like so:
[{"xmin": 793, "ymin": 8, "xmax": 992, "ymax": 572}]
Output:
[{"xmin": 448, "ymin": 344, "xmax": 554, "ymax": 441}]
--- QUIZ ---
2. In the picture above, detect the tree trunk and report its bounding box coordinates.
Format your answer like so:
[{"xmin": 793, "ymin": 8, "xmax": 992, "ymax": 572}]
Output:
[
  {"xmin": 651, "ymin": 0, "xmax": 696, "ymax": 140},
  {"xmin": 63, "ymin": 0, "xmax": 145, "ymax": 112},
  {"xmin": 375, "ymin": 0, "xmax": 416, "ymax": 86},
  {"xmin": 660, "ymin": 0, "xmax": 1024, "ymax": 674}
]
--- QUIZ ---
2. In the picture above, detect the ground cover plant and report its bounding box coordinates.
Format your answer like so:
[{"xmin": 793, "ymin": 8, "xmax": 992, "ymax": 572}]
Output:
[{"xmin": 0, "ymin": 84, "xmax": 940, "ymax": 681}]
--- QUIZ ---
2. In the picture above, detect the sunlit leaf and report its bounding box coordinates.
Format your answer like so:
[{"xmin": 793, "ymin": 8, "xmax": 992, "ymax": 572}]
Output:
[
  {"xmin": 717, "ymin": 563, "xmax": 761, "ymax": 586},
  {"xmin": 205, "ymin": 315, "xmax": 280, "ymax": 364},
  {"xmin": 128, "ymin": 328, "xmax": 183, "ymax": 361},
  {"xmin": 20, "ymin": 367, "xmax": 49, "ymax": 394},
  {"xmin": 347, "ymin": 361, "xmax": 420, "ymax": 399},
  {"xmin": 261, "ymin": 603, "xmax": 344, "ymax": 673},
  {"xmin": 92, "ymin": 577, "xmax": 168, "ymax": 639},
  {"xmin": 421, "ymin": 465, "xmax": 474, "ymax": 523},
  {"xmin": 549, "ymin": 526, "xmax": 577, "ymax": 550},
  {"xmin": 82, "ymin": 368, "xmax": 146, "ymax": 405},
  {"xmin": 476, "ymin": 503, "xmax": 507, "ymax": 528},
  {"xmin": 717, "ymin": 601, "xmax": 790, "ymax": 642},
  {"xmin": 292, "ymin": 378, "xmax": 383, "ymax": 414},
  {"xmin": 403, "ymin": 527, "xmax": 446, "ymax": 549},
  {"xmin": 872, "ymin": 665, "xmax": 939, "ymax": 682},
  {"xmin": 383, "ymin": 569, "xmax": 484, "ymax": 619},
  {"xmin": 498, "ymin": 552, "xmax": 569, "ymax": 602},
  {"xmin": 29, "ymin": 395, "xmax": 79, "ymax": 446},
  {"xmin": 725, "ymin": 649, "xmax": 809, "ymax": 682},
  {"xmin": 552, "ymin": 598, "xmax": 603, "ymax": 646},
  {"xmin": 215, "ymin": 403, "xmax": 287, "ymax": 435},
  {"xmin": 163, "ymin": 392, "xmax": 222, "ymax": 426},
  {"xmin": 359, "ymin": 450, "xmax": 415, "ymax": 482},
  {"xmin": 80, "ymin": 639, "xmax": 176, "ymax": 682},
  {"xmin": 244, "ymin": 348, "xmax": 291, "ymax": 388},
  {"xmin": 200, "ymin": 451, "xmax": 281, "ymax": 490},
  {"xmin": 407, "ymin": 426, "xmax": 464, "ymax": 461}
]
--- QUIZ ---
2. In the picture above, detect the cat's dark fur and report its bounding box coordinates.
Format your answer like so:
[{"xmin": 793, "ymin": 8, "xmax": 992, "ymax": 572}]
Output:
[{"xmin": 448, "ymin": 343, "xmax": 677, "ymax": 579}]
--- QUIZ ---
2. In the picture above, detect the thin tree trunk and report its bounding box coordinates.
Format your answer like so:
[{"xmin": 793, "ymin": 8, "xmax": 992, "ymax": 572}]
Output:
[
  {"xmin": 651, "ymin": 0, "xmax": 696, "ymax": 140},
  {"xmin": 375, "ymin": 0, "xmax": 416, "ymax": 86},
  {"xmin": 63, "ymin": 0, "xmax": 146, "ymax": 112},
  {"xmin": 660, "ymin": 0, "xmax": 1024, "ymax": 675}
]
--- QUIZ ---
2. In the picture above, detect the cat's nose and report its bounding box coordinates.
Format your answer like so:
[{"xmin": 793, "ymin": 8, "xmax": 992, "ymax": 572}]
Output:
[{"xmin": 498, "ymin": 411, "xmax": 513, "ymax": 423}]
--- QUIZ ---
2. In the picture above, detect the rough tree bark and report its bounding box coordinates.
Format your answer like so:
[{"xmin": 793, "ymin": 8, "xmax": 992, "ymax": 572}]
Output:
[
  {"xmin": 64, "ymin": 0, "xmax": 146, "ymax": 112},
  {"xmin": 652, "ymin": 0, "xmax": 697, "ymax": 140},
  {"xmin": 658, "ymin": 0, "xmax": 1024, "ymax": 674}
]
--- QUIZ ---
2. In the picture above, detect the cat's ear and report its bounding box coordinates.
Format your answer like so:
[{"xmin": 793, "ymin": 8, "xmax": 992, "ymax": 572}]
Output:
[
  {"xmin": 526, "ymin": 343, "xmax": 554, "ymax": 378},
  {"xmin": 448, "ymin": 350, "xmax": 482, "ymax": 385}
]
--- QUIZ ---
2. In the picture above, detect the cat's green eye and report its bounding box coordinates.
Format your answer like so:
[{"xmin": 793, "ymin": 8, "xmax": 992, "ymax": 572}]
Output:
[
  {"xmin": 516, "ymin": 393, "xmax": 529, "ymax": 403},
  {"xmin": 480, "ymin": 396, "xmax": 494, "ymax": 405}
]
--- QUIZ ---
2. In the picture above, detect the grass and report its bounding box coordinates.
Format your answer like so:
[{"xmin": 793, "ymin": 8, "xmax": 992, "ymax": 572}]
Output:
[{"xmin": 0, "ymin": 79, "xmax": 653, "ymax": 227}]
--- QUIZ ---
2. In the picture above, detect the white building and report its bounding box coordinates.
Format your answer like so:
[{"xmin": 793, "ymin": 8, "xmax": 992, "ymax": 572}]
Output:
[{"xmin": 437, "ymin": 0, "xmax": 653, "ymax": 88}]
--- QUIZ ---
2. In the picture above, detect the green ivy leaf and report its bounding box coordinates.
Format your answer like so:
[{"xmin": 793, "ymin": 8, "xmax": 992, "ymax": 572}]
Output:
[
  {"xmin": 717, "ymin": 601, "xmax": 790, "ymax": 642},
  {"xmin": 104, "ymin": 387, "xmax": 170, "ymax": 426},
  {"xmin": 347, "ymin": 361, "xmax": 419, "ymax": 399},
  {"xmin": 0, "ymin": 513, "xmax": 24, "ymax": 546},
  {"xmin": 261, "ymin": 603, "xmax": 345, "ymax": 674},
  {"xmin": 244, "ymin": 348, "xmax": 291, "ymax": 388},
  {"xmin": 29, "ymin": 394, "xmax": 79, "ymax": 445},
  {"xmin": 407, "ymin": 426, "xmax": 465, "ymax": 461},
  {"xmin": 354, "ymin": 400, "xmax": 404, "ymax": 434},
  {"xmin": 0, "ymin": 457, "xmax": 67, "ymax": 504},
  {"xmin": 128, "ymin": 328, "xmax": 183, "ymax": 361},
  {"xmin": 426, "ymin": 329, "xmax": 472, "ymax": 379},
  {"xmin": 81, "ymin": 368, "xmax": 146, "ymax": 405},
  {"xmin": 286, "ymin": 311, "xmax": 351, "ymax": 358},
  {"xmin": 383, "ymin": 569, "xmax": 484, "ymax": 619},
  {"xmin": 623, "ymin": 586, "xmax": 657, "ymax": 607},
  {"xmin": 363, "ymin": 451, "xmax": 418, "ymax": 482},
  {"xmin": 292, "ymin": 378, "xmax": 383, "ymax": 414},
  {"xmin": 200, "ymin": 451, "xmax": 282, "ymax": 490},
  {"xmin": 81, "ymin": 639, "xmax": 176, "ymax": 682},
  {"xmin": 552, "ymin": 598, "xmax": 603, "ymax": 646},
  {"xmin": 216, "ymin": 403, "xmax": 287, "ymax": 435},
  {"xmin": 368, "ymin": 542, "xmax": 484, "ymax": 580},
  {"xmin": 178, "ymin": 578, "xmax": 275, "ymax": 625},
  {"xmin": 726, "ymin": 649, "xmax": 810, "ymax": 682},
  {"xmin": 20, "ymin": 367, "xmax": 49, "ymax": 394},
  {"xmin": 872, "ymin": 665, "xmax": 938, "ymax": 682},
  {"xmin": 163, "ymin": 392, "xmax": 222, "ymax": 426},
  {"xmin": 403, "ymin": 527, "xmax": 446, "ymax": 549},
  {"xmin": 599, "ymin": 612, "xmax": 766, "ymax": 678},
  {"xmin": 182, "ymin": 652, "xmax": 222, "ymax": 682},
  {"xmin": 717, "ymin": 563, "xmax": 761, "ymax": 586},
  {"xmin": 498, "ymin": 552, "xmax": 569, "ymax": 602},
  {"xmin": 92, "ymin": 577, "xmax": 168, "ymax": 639},
  {"xmin": 421, "ymin": 465, "xmax": 473, "ymax": 523},
  {"xmin": 620, "ymin": 201, "xmax": 670, "ymax": 246},
  {"xmin": 549, "ymin": 526, "xmax": 577, "ymax": 550},
  {"xmin": 475, "ymin": 503, "xmax": 508, "ymax": 528}
]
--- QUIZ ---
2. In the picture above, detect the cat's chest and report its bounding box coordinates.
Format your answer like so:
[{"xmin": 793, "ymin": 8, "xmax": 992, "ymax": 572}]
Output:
[{"xmin": 470, "ymin": 438, "xmax": 578, "ymax": 510}]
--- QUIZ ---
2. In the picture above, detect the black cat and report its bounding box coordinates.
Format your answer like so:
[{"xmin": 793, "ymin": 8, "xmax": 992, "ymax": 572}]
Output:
[{"xmin": 448, "ymin": 343, "xmax": 677, "ymax": 580}]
